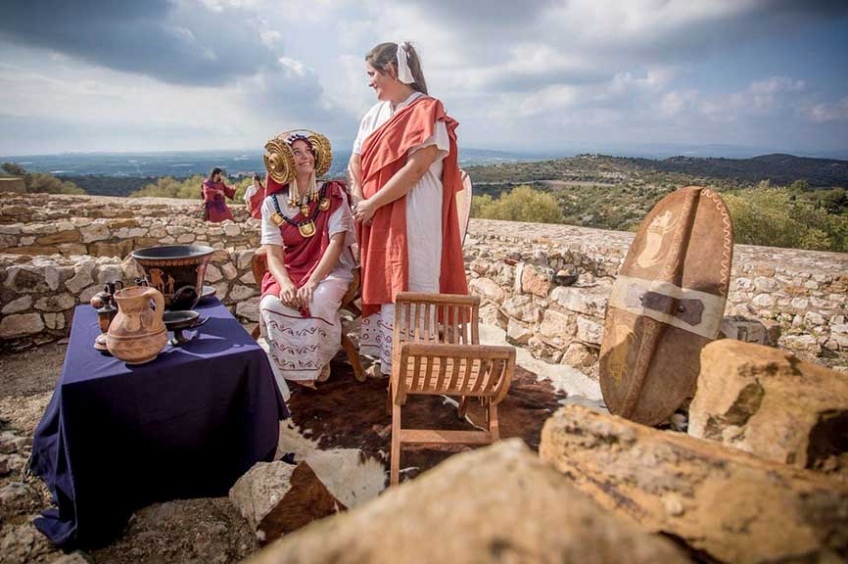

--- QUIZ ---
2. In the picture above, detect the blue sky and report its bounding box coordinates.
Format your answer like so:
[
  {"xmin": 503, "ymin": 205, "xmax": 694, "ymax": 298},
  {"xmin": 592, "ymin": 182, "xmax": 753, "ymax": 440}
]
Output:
[{"xmin": 0, "ymin": 0, "xmax": 846, "ymax": 158}]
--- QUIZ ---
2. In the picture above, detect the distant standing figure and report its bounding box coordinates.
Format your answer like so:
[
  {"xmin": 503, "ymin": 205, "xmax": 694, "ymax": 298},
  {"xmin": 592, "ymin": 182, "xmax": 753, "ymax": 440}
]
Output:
[
  {"xmin": 244, "ymin": 173, "xmax": 265, "ymax": 220},
  {"xmin": 202, "ymin": 167, "xmax": 236, "ymax": 222}
]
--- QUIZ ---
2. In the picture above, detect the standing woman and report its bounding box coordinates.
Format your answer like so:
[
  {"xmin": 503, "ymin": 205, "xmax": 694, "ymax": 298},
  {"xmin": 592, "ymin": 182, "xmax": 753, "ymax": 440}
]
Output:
[
  {"xmin": 259, "ymin": 131, "xmax": 356, "ymax": 394},
  {"xmin": 202, "ymin": 167, "xmax": 236, "ymax": 222},
  {"xmin": 245, "ymin": 173, "xmax": 265, "ymax": 219},
  {"xmin": 350, "ymin": 41, "xmax": 468, "ymax": 376}
]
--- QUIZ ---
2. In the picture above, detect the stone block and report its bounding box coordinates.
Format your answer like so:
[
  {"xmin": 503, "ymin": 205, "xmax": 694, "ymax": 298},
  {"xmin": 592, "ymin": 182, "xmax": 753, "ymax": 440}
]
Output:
[
  {"xmin": 562, "ymin": 342, "xmax": 598, "ymax": 370},
  {"xmin": 519, "ymin": 263, "xmax": 554, "ymax": 297},
  {"xmin": 576, "ymin": 315, "xmax": 603, "ymax": 345},
  {"xmin": 230, "ymin": 284, "xmax": 255, "ymax": 301},
  {"xmin": 222, "ymin": 263, "xmax": 239, "ymax": 280},
  {"xmin": 501, "ymin": 295, "xmax": 539, "ymax": 323},
  {"xmin": 1, "ymin": 296, "xmax": 32, "ymax": 315},
  {"xmin": 248, "ymin": 440, "xmax": 685, "ymax": 564},
  {"xmin": 2, "ymin": 245, "xmax": 60, "ymax": 256},
  {"xmin": 80, "ymin": 222, "xmax": 110, "ymax": 243},
  {"xmin": 550, "ymin": 284, "xmax": 610, "ymax": 317},
  {"xmin": 236, "ymin": 297, "xmax": 260, "ymax": 322},
  {"xmin": 0, "ymin": 313, "xmax": 44, "ymax": 337},
  {"xmin": 540, "ymin": 405, "xmax": 848, "ymax": 564},
  {"xmin": 34, "ymin": 293, "xmax": 75, "ymax": 312},
  {"xmin": 230, "ymin": 461, "xmax": 345, "ymax": 544},
  {"xmin": 478, "ymin": 303, "xmax": 507, "ymax": 329},
  {"xmin": 468, "ymin": 277, "xmax": 505, "ymax": 303},
  {"xmin": 690, "ymin": 339, "xmax": 848, "ymax": 478},
  {"xmin": 506, "ymin": 319, "xmax": 532, "ymax": 345},
  {"xmin": 64, "ymin": 261, "xmax": 95, "ymax": 294},
  {"xmin": 539, "ymin": 308, "xmax": 576, "ymax": 340}
]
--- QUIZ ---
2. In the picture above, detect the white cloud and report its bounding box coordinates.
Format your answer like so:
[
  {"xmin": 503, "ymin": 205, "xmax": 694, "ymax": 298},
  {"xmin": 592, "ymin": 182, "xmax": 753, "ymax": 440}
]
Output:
[
  {"xmin": 0, "ymin": 0, "xmax": 845, "ymax": 155},
  {"xmin": 805, "ymin": 96, "xmax": 848, "ymax": 123}
]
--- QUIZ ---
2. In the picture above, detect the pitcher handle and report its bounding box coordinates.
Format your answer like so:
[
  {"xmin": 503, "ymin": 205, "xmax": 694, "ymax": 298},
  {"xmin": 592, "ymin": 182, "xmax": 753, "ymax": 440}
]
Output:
[{"xmin": 145, "ymin": 288, "xmax": 166, "ymax": 326}]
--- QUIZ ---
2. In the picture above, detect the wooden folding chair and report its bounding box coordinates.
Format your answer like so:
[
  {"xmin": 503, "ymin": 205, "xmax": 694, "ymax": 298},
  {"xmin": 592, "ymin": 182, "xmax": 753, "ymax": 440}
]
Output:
[
  {"xmin": 388, "ymin": 292, "xmax": 516, "ymax": 486},
  {"xmin": 250, "ymin": 246, "xmax": 365, "ymax": 382}
]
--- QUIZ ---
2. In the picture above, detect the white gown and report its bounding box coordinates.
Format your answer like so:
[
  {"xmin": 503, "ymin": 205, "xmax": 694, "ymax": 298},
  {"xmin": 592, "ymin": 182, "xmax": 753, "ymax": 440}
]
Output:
[{"xmin": 258, "ymin": 186, "xmax": 356, "ymax": 397}]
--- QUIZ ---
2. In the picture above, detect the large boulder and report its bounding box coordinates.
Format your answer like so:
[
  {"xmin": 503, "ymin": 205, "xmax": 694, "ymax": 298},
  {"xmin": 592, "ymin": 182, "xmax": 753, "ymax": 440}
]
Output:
[
  {"xmin": 690, "ymin": 339, "xmax": 848, "ymax": 478},
  {"xmin": 247, "ymin": 440, "xmax": 686, "ymax": 564},
  {"xmin": 229, "ymin": 460, "xmax": 345, "ymax": 544},
  {"xmin": 540, "ymin": 405, "xmax": 848, "ymax": 563}
]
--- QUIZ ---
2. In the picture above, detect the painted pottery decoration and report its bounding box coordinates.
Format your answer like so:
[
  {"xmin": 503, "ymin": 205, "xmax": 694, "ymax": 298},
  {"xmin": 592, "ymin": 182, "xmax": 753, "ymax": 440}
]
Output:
[
  {"xmin": 599, "ymin": 186, "xmax": 733, "ymax": 425},
  {"xmin": 131, "ymin": 245, "xmax": 214, "ymax": 311},
  {"xmin": 106, "ymin": 286, "xmax": 168, "ymax": 365}
]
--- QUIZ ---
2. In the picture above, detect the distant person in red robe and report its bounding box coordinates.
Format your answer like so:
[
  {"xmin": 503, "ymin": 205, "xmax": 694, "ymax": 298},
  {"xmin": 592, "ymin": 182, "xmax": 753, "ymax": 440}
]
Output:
[
  {"xmin": 202, "ymin": 167, "xmax": 235, "ymax": 222},
  {"xmin": 244, "ymin": 173, "xmax": 265, "ymax": 220},
  {"xmin": 349, "ymin": 41, "xmax": 468, "ymax": 377}
]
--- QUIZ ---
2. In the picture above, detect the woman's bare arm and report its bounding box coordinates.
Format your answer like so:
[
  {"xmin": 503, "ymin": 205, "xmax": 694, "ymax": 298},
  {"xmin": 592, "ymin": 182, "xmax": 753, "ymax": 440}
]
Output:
[
  {"xmin": 266, "ymin": 243, "xmax": 299, "ymax": 308},
  {"xmin": 296, "ymin": 231, "xmax": 347, "ymax": 304},
  {"xmin": 348, "ymin": 153, "xmax": 363, "ymax": 202}
]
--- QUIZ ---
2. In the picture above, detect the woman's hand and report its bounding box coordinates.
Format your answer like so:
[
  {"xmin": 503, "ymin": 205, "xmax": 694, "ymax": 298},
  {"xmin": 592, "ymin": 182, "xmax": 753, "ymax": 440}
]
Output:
[
  {"xmin": 296, "ymin": 279, "xmax": 318, "ymax": 306},
  {"xmin": 353, "ymin": 199, "xmax": 376, "ymax": 224},
  {"xmin": 278, "ymin": 281, "xmax": 299, "ymax": 309}
]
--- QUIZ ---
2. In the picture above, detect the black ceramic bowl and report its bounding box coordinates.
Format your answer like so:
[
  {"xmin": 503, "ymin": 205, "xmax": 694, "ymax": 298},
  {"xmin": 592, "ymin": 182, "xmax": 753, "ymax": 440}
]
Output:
[{"xmin": 131, "ymin": 245, "xmax": 215, "ymax": 311}]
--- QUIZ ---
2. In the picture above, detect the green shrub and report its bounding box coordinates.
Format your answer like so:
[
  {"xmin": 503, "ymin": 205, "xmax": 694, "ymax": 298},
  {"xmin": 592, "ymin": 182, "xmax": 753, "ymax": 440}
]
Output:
[
  {"xmin": 472, "ymin": 184, "xmax": 564, "ymax": 224},
  {"xmin": 724, "ymin": 184, "xmax": 847, "ymax": 252},
  {"xmin": 1, "ymin": 162, "xmax": 84, "ymax": 194},
  {"xmin": 130, "ymin": 175, "xmax": 253, "ymax": 200}
]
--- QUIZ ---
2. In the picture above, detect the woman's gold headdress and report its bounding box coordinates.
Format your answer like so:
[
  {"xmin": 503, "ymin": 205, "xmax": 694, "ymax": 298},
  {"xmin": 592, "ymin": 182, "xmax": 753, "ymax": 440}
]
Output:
[{"xmin": 263, "ymin": 129, "xmax": 333, "ymax": 185}]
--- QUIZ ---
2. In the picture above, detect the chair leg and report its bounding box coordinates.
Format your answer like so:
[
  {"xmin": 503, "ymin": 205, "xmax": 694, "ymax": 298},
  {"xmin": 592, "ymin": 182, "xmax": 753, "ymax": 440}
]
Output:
[
  {"xmin": 251, "ymin": 324, "xmax": 261, "ymax": 340},
  {"xmin": 341, "ymin": 334, "xmax": 366, "ymax": 382},
  {"xmin": 390, "ymin": 401, "xmax": 402, "ymax": 487},
  {"xmin": 488, "ymin": 400, "xmax": 500, "ymax": 442},
  {"xmin": 457, "ymin": 396, "xmax": 469, "ymax": 419}
]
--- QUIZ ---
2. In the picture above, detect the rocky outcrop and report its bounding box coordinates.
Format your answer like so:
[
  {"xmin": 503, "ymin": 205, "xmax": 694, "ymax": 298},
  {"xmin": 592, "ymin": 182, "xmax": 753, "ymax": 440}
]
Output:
[
  {"xmin": 689, "ymin": 339, "xmax": 848, "ymax": 479},
  {"xmin": 229, "ymin": 461, "xmax": 346, "ymax": 544},
  {"xmin": 247, "ymin": 440, "xmax": 686, "ymax": 564},
  {"xmin": 540, "ymin": 405, "xmax": 848, "ymax": 563}
]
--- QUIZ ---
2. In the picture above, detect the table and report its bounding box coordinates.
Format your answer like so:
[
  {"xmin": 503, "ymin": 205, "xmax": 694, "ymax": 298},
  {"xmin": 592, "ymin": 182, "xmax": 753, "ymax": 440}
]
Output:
[{"xmin": 29, "ymin": 298, "xmax": 288, "ymax": 548}]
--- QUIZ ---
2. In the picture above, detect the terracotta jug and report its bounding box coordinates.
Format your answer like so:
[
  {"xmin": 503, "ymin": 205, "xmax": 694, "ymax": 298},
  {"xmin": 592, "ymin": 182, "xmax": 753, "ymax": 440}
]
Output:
[{"xmin": 106, "ymin": 286, "xmax": 168, "ymax": 365}]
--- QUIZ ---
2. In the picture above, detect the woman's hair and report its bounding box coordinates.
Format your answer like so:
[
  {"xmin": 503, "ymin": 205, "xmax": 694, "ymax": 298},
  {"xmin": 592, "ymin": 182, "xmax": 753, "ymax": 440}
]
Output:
[
  {"xmin": 366, "ymin": 42, "xmax": 428, "ymax": 95},
  {"xmin": 253, "ymin": 173, "xmax": 261, "ymax": 182},
  {"xmin": 209, "ymin": 167, "xmax": 223, "ymax": 179}
]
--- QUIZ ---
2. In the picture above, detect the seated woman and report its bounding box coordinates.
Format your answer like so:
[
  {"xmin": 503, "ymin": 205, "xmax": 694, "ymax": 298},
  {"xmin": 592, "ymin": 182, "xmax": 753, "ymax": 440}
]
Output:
[
  {"xmin": 258, "ymin": 131, "xmax": 356, "ymax": 396},
  {"xmin": 202, "ymin": 167, "xmax": 236, "ymax": 222}
]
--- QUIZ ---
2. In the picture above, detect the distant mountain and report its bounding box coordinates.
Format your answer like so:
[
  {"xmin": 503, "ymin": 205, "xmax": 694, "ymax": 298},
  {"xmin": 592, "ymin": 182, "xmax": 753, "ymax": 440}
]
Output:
[{"xmin": 619, "ymin": 153, "xmax": 848, "ymax": 187}]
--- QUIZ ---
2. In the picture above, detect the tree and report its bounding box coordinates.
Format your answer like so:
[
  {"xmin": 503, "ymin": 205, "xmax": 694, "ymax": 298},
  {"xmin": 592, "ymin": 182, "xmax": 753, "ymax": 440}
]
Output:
[{"xmin": 2, "ymin": 162, "xmax": 26, "ymax": 177}]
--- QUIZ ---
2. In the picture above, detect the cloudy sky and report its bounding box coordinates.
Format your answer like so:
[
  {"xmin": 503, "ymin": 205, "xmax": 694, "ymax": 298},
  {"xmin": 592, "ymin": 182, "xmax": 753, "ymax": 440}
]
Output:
[{"xmin": 1, "ymin": 0, "xmax": 847, "ymax": 158}]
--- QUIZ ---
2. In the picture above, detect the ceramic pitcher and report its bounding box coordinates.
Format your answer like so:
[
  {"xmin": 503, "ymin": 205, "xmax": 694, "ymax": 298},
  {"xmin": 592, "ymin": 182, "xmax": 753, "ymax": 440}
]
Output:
[{"xmin": 106, "ymin": 286, "xmax": 168, "ymax": 365}]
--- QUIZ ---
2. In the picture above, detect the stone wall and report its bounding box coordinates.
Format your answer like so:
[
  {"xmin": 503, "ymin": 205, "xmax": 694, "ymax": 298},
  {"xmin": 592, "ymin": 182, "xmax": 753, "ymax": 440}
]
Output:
[
  {"xmin": 0, "ymin": 178, "xmax": 25, "ymax": 194},
  {"xmin": 465, "ymin": 220, "xmax": 848, "ymax": 373},
  {"xmin": 1, "ymin": 192, "xmax": 846, "ymax": 372}
]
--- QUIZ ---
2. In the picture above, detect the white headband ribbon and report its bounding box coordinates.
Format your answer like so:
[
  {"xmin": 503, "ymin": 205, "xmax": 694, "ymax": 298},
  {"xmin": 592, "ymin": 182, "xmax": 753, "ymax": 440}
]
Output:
[{"xmin": 396, "ymin": 41, "xmax": 415, "ymax": 84}]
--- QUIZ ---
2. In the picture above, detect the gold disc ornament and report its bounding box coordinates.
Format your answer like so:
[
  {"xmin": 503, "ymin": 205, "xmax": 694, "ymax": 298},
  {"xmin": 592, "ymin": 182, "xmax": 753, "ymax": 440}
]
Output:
[
  {"xmin": 265, "ymin": 128, "xmax": 334, "ymax": 181},
  {"xmin": 264, "ymin": 137, "xmax": 297, "ymax": 186}
]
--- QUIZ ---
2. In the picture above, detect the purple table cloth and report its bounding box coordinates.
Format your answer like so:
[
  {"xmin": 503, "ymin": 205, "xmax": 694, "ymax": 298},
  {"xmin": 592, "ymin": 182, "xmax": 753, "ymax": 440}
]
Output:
[{"xmin": 29, "ymin": 298, "xmax": 288, "ymax": 548}]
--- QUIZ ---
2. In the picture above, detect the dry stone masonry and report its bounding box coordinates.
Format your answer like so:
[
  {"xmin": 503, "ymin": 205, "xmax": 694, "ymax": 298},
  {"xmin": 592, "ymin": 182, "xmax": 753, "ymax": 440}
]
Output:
[{"xmin": 1, "ymin": 192, "xmax": 847, "ymax": 376}]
